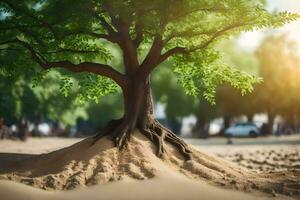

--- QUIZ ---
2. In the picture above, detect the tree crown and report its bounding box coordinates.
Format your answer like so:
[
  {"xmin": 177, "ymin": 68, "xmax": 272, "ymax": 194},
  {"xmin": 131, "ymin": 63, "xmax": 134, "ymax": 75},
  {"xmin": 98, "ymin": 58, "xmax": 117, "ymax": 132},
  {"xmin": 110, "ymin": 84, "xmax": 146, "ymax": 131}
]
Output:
[{"xmin": 0, "ymin": 0, "xmax": 299, "ymax": 103}]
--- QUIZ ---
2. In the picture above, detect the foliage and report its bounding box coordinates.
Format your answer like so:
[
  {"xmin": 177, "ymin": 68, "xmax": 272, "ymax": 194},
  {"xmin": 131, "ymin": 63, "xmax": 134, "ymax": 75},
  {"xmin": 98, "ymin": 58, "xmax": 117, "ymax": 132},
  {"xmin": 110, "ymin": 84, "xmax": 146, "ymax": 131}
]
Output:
[
  {"xmin": 173, "ymin": 49, "xmax": 261, "ymax": 103},
  {"xmin": 0, "ymin": 69, "xmax": 88, "ymax": 125},
  {"xmin": 0, "ymin": 0, "xmax": 298, "ymax": 112},
  {"xmin": 152, "ymin": 61, "xmax": 197, "ymax": 120},
  {"xmin": 31, "ymin": 70, "xmax": 88, "ymax": 125},
  {"xmin": 76, "ymin": 74, "xmax": 118, "ymax": 104},
  {"xmin": 216, "ymin": 41, "xmax": 260, "ymax": 118}
]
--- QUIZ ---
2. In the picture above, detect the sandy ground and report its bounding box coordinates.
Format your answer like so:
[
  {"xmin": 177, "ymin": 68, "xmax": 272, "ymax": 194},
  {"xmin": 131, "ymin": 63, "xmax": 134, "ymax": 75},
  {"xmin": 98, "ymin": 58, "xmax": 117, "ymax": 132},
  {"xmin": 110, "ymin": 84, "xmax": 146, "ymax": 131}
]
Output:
[
  {"xmin": 187, "ymin": 135, "xmax": 300, "ymax": 172},
  {"xmin": 1, "ymin": 135, "xmax": 299, "ymax": 172},
  {"xmin": 0, "ymin": 135, "xmax": 299, "ymax": 200}
]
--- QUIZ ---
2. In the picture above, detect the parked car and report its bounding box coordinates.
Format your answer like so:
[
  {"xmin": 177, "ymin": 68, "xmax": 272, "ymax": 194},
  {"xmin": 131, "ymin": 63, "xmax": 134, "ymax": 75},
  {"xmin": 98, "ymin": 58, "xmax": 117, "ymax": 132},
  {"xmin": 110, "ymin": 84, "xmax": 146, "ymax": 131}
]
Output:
[{"xmin": 225, "ymin": 122, "xmax": 260, "ymax": 137}]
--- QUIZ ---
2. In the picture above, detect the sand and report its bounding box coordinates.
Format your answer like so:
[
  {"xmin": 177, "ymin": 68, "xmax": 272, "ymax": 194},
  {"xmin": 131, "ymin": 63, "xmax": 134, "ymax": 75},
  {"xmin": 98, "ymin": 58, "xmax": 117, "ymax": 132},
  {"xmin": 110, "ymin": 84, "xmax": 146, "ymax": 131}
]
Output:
[
  {"xmin": 0, "ymin": 172, "xmax": 292, "ymax": 200},
  {"xmin": 216, "ymin": 148, "xmax": 300, "ymax": 172},
  {"xmin": 0, "ymin": 132, "xmax": 299, "ymax": 200},
  {"xmin": 189, "ymin": 136, "xmax": 300, "ymax": 172}
]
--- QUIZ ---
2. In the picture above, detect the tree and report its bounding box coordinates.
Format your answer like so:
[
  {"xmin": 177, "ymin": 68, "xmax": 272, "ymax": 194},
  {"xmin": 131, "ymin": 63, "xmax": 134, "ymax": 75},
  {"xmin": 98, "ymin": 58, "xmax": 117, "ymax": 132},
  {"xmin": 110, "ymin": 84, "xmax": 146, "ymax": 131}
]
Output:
[
  {"xmin": 0, "ymin": 0, "xmax": 298, "ymax": 159},
  {"xmin": 0, "ymin": 67, "xmax": 88, "ymax": 126},
  {"xmin": 256, "ymin": 35, "xmax": 300, "ymax": 134},
  {"xmin": 214, "ymin": 40, "xmax": 259, "ymax": 131}
]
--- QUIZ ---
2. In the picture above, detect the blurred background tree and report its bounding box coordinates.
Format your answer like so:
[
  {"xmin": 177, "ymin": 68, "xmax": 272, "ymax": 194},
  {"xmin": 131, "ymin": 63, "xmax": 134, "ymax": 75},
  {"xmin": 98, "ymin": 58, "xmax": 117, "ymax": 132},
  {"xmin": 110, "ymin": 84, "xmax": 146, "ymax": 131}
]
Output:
[{"xmin": 255, "ymin": 35, "xmax": 300, "ymax": 134}]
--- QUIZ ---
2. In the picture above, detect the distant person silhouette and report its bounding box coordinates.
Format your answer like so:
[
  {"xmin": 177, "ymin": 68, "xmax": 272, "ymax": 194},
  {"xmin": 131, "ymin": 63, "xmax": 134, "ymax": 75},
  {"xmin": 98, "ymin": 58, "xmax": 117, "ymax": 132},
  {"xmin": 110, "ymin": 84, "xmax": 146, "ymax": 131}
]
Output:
[
  {"xmin": 0, "ymin": 117, "xmax": 11, "ymax": 139},
  {"xmin": 18, "ymin": 118, "xmax": 29, "ymax": 141}
]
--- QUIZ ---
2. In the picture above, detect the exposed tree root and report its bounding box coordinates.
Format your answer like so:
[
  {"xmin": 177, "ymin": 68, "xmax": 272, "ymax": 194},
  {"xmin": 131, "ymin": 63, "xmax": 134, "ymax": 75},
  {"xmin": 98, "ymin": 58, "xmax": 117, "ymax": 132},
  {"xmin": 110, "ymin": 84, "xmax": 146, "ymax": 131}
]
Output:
[{"xmin": 92, "ymin": 119, "xmax": 192, "ymax": 160}]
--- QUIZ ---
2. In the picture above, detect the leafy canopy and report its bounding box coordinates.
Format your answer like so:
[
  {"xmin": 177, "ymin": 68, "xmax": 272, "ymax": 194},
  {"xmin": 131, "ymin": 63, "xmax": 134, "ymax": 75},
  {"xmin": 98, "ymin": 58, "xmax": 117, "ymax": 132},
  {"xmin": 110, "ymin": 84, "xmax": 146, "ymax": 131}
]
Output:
[
  {"xmin": 0, "ymin": 69, "xmax": 88, "ymax": 125},
  {"xmin": 0, "ymin": 0, "xmax": 298, "ymax": 103}
]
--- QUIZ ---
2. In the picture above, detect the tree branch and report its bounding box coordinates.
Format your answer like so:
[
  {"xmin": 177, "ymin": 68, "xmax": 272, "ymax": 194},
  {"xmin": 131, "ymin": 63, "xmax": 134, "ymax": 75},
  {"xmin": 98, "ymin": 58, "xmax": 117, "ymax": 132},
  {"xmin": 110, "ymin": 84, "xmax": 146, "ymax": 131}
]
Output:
[
  {"xmin": 133, "ymin": 18, "xmax": 144, "ymax": 48},
  {"xmin": 158, "ymin": 47, "xmax": 186, "ymax": 64},
  {"xmin": 138, "ymin": 15, "xmax": 168, "ymax": 77},
  {"xmin": 0, "ymin": 23, "xmax": 116, "ymax": 43},
  {"xmin": 41, "ymin": 48, "xmax": 100, "ymax": 54},
  {"xmin": 187, "ymin": 22, "xmax": 249, "ymax": 52},
  {"xmin": 8, "ymin": 39, "xmax": 127, "ymax": 88},
  {"xmin": 41, "ymin": 61, "xmax": 126, "ymax": 89},
  {"xmin": 166, "ymin": 5, "xmax": 227, "ymax": 22},
  {"xmin": 138, "ymin": 34, "xmax": 163, "ymax": 77},
  {"xmin": 17, "ymin": 27, "xmax": 47, "ymax": 47},
  {"xmin": 163, "ymin": 29, "xmax": 216, "ymax": 45},
  {"xmin": 93, "ymin": 13, "xmax": 117, "ymax": 36},
  {"xmin": 158, "ymin": 22, "xmax": 253, "ymax": 64},
  {"xmin": 61, "ymin": 30, "xmax": 118, "ymax": 43}
]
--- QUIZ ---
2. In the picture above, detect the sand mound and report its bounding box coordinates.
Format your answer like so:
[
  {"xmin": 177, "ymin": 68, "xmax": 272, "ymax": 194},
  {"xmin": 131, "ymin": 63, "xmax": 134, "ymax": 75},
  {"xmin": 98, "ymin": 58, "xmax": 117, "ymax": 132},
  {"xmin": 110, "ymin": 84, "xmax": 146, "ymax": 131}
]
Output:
[{"xmin": 0, "ymin": 131, "xmax": 299, "ymax": 198}]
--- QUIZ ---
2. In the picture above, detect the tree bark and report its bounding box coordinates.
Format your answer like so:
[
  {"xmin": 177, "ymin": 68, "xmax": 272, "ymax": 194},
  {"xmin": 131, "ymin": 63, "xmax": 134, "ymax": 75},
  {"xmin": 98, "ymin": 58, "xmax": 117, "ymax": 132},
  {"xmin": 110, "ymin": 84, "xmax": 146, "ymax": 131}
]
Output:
[{"xmin": 122, "ymin": 77, "xmax": 154, "ymax": 130}]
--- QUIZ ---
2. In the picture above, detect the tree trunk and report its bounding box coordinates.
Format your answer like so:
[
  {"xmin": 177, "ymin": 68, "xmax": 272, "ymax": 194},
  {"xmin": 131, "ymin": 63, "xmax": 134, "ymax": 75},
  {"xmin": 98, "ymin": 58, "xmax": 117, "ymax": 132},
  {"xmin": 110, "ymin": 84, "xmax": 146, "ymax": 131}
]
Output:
[
  {"xmin": 246, "ymin": 114, "xmax": 254, "ymax": 123},
  {"xmin": 93, "ymin": 76, "xmax": 192, "ymax": 160},
  {"xmin": 220, "ymin": 116, "xmax": 231, "ymax": 136},
  {"xmin": 122, "ymin": 77, "xmax": 154, "ymax": 130},
  {"xmin": 193, "ymin": 115, "xmax": 209, "ymax": 138},
  {"xmin": 267, "ymin": 113, "xmax": 275, "ymax": 135}
]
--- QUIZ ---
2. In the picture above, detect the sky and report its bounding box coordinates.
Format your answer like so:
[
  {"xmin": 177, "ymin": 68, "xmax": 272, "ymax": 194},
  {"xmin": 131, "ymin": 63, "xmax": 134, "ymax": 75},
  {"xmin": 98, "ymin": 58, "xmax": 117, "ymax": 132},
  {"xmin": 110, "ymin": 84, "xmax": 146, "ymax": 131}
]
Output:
[{"xmin": 236, "ymin": 0, "xmax": 300, "ymax": 51}]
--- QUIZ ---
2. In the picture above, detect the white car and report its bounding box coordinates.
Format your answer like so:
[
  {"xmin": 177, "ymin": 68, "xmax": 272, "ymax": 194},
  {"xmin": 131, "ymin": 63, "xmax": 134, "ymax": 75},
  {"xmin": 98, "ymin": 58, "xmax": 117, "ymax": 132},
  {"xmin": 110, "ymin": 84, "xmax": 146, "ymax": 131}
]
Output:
[{"xmin": 224, "ymin": 122, "xmax": 260, "ymax": 137}]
